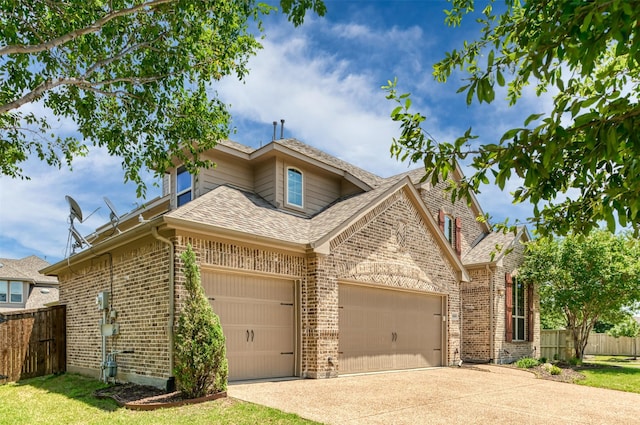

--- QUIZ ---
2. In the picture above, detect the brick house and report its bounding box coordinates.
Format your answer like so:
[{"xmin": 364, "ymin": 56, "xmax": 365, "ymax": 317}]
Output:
[{"xmin": 43, "ymin": 138, "xmax": 538, "ymax": 390}]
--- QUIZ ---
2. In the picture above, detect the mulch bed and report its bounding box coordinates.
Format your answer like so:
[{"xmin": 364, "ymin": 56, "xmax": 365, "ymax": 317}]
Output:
[
  {"xmin": 522, "ymin": 361, "xmax": 612, "ymax": 383},
  {"xmin": 94, "ymin": 383, "xmax": 226, "ymax": 410}
]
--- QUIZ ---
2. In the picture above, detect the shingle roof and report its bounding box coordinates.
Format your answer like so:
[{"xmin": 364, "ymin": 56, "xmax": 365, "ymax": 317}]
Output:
[
  {"xmin": 166, "ymin": 177, "xmax": 402, "ymax": 247},
  {"xmin": 217, "ymin": 139, "xmax": 255, "ymax": 154},
  {"xmin": 0, "ymin": 256, "xmax": 57, "ymax": 284},
  {"xmin": 462, "ymin": 228, "xmax": 524, "ymax": 265},
  {"xmin": 167, "ymin": 185, "xmax": 310, "ymax": 244},
  {"xmin": 25, "ymin": 285, "xmax": 59, "ymax": 309},
  {"xmin": 274, "ymin": 139, "xmax": 385, "ymax": 188}
]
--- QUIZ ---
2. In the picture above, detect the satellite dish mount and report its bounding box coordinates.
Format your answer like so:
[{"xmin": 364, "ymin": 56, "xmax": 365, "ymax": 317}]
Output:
[
  {"xmin": 65, "ymin": 195, "xmax": 95, "ymax": 255},
  {"xmin": 103, "ymin": 197, "xmax": 121, "ymax": 235}
]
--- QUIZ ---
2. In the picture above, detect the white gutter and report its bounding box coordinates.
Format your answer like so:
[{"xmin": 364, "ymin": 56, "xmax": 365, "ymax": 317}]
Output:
[{"xmin": 151, "ymin": 226, "xmax": 175, "ymax": 384}]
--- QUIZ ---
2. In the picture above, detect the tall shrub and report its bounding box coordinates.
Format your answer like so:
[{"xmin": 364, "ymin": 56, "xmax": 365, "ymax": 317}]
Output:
[{"xmin": 174, "ymin": 244, "xmax": 228, "ymax": 398}]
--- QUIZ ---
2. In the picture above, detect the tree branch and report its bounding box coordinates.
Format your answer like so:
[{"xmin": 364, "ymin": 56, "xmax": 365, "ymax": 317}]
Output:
[{"xmin": 0, "ymin": 0, "xmax": 173, "ymax": 56}]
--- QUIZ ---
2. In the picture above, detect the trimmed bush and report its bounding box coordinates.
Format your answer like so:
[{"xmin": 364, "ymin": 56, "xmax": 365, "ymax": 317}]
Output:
[
  {"xmin": 174, "ymin": 244, "xmax": 228, "ymax": 398},
  {"xmin": 516, "ymin": 357, "xmax": 539, "ymax": 369},
  {"xmin": 549, "ymin": 365, "xmax": 562, "ymax": 375}
]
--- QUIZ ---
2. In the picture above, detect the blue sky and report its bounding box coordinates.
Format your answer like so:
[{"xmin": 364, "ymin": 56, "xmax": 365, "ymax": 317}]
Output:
[{"xmin": 0, "ymin": 1, "xmax": 548, "ymax": 264}]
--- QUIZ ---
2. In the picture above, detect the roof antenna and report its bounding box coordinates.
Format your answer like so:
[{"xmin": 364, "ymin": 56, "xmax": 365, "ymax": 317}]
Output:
[
  {"xmin": 272, "ymin": 121, "xmax": 277, "ymax": 141},
  {"xmin": 280, "ymin": 119, "xmax": 285, "ymax": 139}
]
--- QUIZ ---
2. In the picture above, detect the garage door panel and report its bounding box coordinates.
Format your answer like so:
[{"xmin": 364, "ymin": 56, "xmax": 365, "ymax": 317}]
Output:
[
  {"xmin": 339, "ymin": 284, "xmax": 443, "ymax": 374},
  {"xmin": 203, "ymin": 272, "xmax": 295, "ymax": 381}
]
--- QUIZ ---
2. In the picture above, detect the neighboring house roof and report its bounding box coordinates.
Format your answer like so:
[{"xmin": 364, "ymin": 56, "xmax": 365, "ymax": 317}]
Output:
[
  {"xmin": 463, "ymin": 226, "xmax": 530, "ymax": 266},
  {"xmin": 0, "ymin": 256, "xmax": 58, "ymax": 284},
  {"xmin": 25, "ymin": 286, "xmax": 59, "ymax": 309},
  {"xmin": 0, "ymin": 256, "xmax": 59, "ymax": 312}
]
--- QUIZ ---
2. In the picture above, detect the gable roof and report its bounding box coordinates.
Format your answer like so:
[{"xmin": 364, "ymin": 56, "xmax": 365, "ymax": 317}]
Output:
[
  {"xmin": 216, "ymin": 138, "xmax": 384, "ymax": 190},
  {"xmin": 463, "ymin": 226, "xmax": 530, "ymax": 266},
  {"xmin": 391, "ymin": 166, "xmax": 491, "ymax": 234},
  {"xmin": 165, "ymin": 176, "xmax": 470, "ymax": 282},
  {"xmin": 0, "ymin": 256, "xmax": 57, "ymax": 284}
]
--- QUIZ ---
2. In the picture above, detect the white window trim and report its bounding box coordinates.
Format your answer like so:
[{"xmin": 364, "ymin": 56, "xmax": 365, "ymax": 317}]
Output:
[
  {"xmin": 286, "ymin": 167, "xmax": 304, "ymax": 209},
  {"xmin": 176, "ymin": 166, "xmax": 193, "ymax": 207}
]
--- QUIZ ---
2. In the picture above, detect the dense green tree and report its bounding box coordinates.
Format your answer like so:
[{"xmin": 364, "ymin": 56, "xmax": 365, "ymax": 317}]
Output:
[
  {"xmin": 519, "ymin": 232, "xmax": 640, "ymax": 359},
  {"xmin": 0, "ymin": 0, "xmax": 324, "ymax": 196},
  {"xmin": 384, "ymin": 0, "xmax": 640, "ymax": 237},
  {"xmin": 174, "ymin": 244, "xmax": 227, "ymax": 398}
]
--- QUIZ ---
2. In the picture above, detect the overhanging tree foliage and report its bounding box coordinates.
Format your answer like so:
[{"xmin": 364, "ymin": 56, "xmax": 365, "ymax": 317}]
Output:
[
  {"xmin": 174, "ymin": 244, "xmax": 227, "ymax": 398},
  {"xmin": 0, "ymin": 0, "xmax": 325, "ymax": 197},
  {"xmin": 384, "ymin": 0, "xmax": 640, "ymax": 237},
  {"xmin": 519, "ymin": 231, "xmax": 640, "ymax": 359}
]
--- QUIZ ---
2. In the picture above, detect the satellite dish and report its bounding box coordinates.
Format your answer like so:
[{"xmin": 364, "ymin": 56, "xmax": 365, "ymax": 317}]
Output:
[
  {"xmin": 103, "ymin": 197, "xmax": 121, "ymax": 234},
  {"xmin": 69, "ymin": 227, "xmax": 88, "ymax": 251},
  {"xmin": 65, "ymin": 195, "xmax": 84, "ymax": 223},
  {"xmin": 64, "ymin": 195, "xmax": 98, "ymax": 256}
]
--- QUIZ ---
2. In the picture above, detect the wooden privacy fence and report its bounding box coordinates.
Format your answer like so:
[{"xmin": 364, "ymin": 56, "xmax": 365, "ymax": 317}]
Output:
[
  {"xmin": 584, "ymin": 333, "xmax": 640, "ymax": 356},
  {"xmin": 541, "ymin": 329, "xmax": 640, "ymax": 360},
  {"xmin": 0, "ymin": 305, "xmax": 66, "ymax": 383}
]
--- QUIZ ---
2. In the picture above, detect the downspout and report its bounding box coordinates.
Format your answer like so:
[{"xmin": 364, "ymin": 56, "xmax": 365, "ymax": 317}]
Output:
[
  {"xmin": 487, "ymin": 264, "xmax": 495, "ymax": 363},
  {"xmin": 152, "ymin": 226, "xmax": 175, "ymax": 390}
]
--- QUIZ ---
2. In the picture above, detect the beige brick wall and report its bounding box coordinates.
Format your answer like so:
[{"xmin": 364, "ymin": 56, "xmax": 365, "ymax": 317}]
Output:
[
  {"xmin": 59, "ymin": 238, "xmax": 172, "ymax": 387},
  {"xmin": 329, "ymin": 190, "xmax": 462, "ymax": 369},
  {"xmin": 419, "ymin": 181, "xmax": 486, "ymax": 257},
  {"xmin": 462, "ymin": 238, "xmax": 541, "ymax": 364}
]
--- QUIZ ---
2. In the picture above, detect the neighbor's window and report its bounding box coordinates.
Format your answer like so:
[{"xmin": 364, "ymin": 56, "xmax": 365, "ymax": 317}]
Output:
[
  {"xmin": 512, "ymin": 278, "xmax": 525, "ymax": 341},
  {"xmin": 286, "ymin": 167, "xmax": 303, "ymax": 208},
  {"xmin": 0, "ymin": 280, "xmax": 7, "ymax": 302},
  {"xmin": 10, "ymin": 281, "xmax": 22, "ymax": 303},
  {"xmin": 176, "ymin": 166, "xmax": 192, "ymax": 207},
  {"xmin": 443, "ymin": 215, "xmax": 453, "ymax": 244}
]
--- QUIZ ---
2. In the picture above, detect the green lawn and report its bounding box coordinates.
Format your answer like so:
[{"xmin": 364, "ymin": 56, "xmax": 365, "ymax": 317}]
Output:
[
  {"xmin": 0, "ymin": 374, "xmax": 322, "ymax": 425},
  {"xmin": 579, "ymin": 356, "xmax": 640, "ymax": 394}
]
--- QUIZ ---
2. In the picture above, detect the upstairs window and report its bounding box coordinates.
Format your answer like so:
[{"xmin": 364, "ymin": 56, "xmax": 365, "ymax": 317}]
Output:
[
  {"xmin": 0, "ymin": 281, "xmax": 23, "ymax": 303},
  {"xmin": 176, "ymin": 166, "xmax": 192, "ymax": 207},
  {"xmin": 286, "ymin": 167, "xmax": 303, "ymax": 208},
  {"xmin": 0, "ymin": 281, "xmax": 7, "ymax": 302},
  {"xmin": 443, "ymin": 215, "xmax": 453, "ymax": 243}
]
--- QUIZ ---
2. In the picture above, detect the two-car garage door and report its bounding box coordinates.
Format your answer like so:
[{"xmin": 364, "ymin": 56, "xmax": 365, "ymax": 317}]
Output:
[
  {"xmin": 201, "ymin": 271, "xmax": 444, "ymax": 380},
  {"xmin": 202, "ymin": 272, "xmax": 295, "ymax": 381},
  {"xmin": 339, "ymin": 284, "xmax": 444, "ymax": 374}
]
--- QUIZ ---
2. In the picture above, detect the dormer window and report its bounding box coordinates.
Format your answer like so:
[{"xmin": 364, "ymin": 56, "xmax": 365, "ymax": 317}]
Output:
[
  {"xmin": 0, "ymin": 281, "xmax": 22, "ymax": 303},
  {"xmin": 286, "ymin": 167, "xmax": 303, "ymax": 208},
  {"xmin": 177, "ymin": 166, "xmax": 192, "ymax": 207}
]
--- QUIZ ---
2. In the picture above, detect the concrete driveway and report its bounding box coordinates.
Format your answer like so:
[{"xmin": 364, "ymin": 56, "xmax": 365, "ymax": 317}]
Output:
[{"xmin": 229, "ymin": 365, "xmax": 640, "ymax": 424}]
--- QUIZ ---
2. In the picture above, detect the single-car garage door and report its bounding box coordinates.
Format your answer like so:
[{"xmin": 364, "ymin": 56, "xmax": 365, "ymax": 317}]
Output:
[
  {"xmin": 202, "ymin": 271, "xmax": 295, "ymax": 381},
  {"xmin": 339, "ymin": 284, "xmax": 443, "ymax": 374}
]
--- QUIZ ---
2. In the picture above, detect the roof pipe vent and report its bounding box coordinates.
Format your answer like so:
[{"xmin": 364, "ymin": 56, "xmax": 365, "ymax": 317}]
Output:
[
  {"xmin": 272, "ymin": 121, "xmax": 277, "ymax": 141},
  {"xmin": 280, "ymin": 119, "xmax": 285, "ymax": 139}
]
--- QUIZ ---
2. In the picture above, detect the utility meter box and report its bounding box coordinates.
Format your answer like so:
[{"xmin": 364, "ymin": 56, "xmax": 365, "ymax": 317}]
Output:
[{"xmin": 96, "ymin": 291, "xmax": 109, "ymax": 310}]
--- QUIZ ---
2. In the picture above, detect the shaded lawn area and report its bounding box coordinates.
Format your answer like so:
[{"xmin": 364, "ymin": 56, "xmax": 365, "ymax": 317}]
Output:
[
  {"xmin": 580, "ymin": 356, "xmax": 640, "ymax": 394},
  {"xmin": 0, "ymin": 374, "xmax": 322, "ymax": 425}
]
